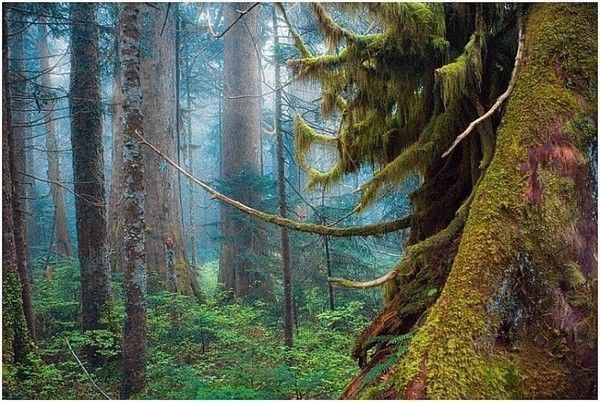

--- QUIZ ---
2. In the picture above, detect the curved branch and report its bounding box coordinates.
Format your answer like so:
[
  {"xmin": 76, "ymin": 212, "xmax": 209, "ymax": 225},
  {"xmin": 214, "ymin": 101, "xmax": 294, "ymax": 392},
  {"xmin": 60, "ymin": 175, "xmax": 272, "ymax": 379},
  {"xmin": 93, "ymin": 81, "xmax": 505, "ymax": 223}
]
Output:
[
  {"xmin": 329, "ymin": 270, "xmax": 396, "ymax": 289},
  {"xmin": 329, "ymin": 185, "xmax": 474, "ymax": 289},
  {"xmin": 137, "ymin": 132, "xmax": 411, "ymax": 237},
  {"xmin": 442, "ymin": 19, "xmax": 524, "ymax": 158}
]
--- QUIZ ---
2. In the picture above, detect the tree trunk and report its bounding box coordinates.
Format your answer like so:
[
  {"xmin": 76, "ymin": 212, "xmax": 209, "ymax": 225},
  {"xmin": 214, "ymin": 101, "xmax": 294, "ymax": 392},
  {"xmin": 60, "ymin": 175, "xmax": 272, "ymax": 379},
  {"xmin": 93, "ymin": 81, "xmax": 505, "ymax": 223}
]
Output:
[
  {"xmin": 69, "ymin": 3, "xmax": 112, "ymax": 342},
  {"xmin": 38, "ymin": 19, "xmax": 72, "ymax": 258},
  {"xmin": 137, "ymin": 4, "xmax": 199, "ymax": 297},
  {"xmin": 2, "ymin": 8, "xmax": 32, "ymax": 377},
  {"xmin": 8, "ymin": 9, "xmax": 36, "ymax": 343},
  {"xmin": 108, "ymin": 35, "xmax": 124, "ymax": 272},
  {"xmin": 346, "ymin": 4, "xmax": 597, "ymax": 399},
  {"xmin": 119, "ymin": 4, "xmax": 147, "ymax": 397},
  {"xmin": 219, "ymin": 2, "xmax": 272, "ymax": 299},
  {"xmin": 273, "ymin": 7, "xmax": 293, "ymax": 347},
  {"xmin": 184, "ymin": 56, "xmax": 198, "ymax": 268}
]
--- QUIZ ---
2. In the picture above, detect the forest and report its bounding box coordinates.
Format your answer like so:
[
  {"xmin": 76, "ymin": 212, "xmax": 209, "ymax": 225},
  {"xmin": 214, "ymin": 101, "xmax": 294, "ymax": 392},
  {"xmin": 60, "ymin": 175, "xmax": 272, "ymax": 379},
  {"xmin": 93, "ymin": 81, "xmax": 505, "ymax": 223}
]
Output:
[{"xmin": 1, "ymin": 2, "xmax": 597, "ymax": 400}]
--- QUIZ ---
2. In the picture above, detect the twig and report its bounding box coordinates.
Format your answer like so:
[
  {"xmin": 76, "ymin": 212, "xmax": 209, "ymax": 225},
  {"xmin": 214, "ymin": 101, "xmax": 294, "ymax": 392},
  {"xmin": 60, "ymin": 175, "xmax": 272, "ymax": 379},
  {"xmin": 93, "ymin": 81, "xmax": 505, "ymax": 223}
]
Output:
[
  {"xmin": 214, "ymin": 3, "xmax": 259, "ymax": 39},
  {"xmin": 136, "ymin": 132, "xmax": 411, "ymax": 237},
  {"xmin": 66, "ymin": 340, "xmax": 112, "ymax": 400},
  {"xmin": 160, "ymin": 3, "xmax": 171, "ymax": 37},
  {"xmin": 442, "ymin": 19, "xmax": 524, "ymax": 158}
]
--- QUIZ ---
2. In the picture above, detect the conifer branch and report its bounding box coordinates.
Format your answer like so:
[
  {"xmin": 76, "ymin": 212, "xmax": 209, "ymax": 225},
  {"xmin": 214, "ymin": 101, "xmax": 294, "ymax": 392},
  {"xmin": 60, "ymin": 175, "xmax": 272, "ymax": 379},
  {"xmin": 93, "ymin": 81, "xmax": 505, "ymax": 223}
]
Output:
[
  {"xmin": 137, "ymin": 132, "xmax": 411, "ymax": 237},
  {"xmin": 442, "ymin": 20, "xmax": 524, "ymax": 158}
]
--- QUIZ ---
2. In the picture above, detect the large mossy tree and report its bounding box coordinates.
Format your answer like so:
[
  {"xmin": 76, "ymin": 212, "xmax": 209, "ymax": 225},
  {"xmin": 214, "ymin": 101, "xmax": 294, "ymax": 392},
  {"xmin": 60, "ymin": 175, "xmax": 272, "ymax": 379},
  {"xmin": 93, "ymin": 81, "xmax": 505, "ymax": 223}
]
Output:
[{"xmin": 286, "ymin": 3, "xmax": 597, "ymax": 399}]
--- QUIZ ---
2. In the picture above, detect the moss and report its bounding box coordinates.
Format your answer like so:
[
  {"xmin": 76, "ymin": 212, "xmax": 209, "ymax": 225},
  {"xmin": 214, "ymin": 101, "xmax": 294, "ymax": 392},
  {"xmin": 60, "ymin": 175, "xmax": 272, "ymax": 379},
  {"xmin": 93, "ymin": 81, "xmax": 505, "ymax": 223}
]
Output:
[
  {"xmin": 435, "ymin": 32, "xmax": 483, "ymax": 109},
  {"xmin": 386, "ymin": 4, "xmax": 597, "ymax": 399}
]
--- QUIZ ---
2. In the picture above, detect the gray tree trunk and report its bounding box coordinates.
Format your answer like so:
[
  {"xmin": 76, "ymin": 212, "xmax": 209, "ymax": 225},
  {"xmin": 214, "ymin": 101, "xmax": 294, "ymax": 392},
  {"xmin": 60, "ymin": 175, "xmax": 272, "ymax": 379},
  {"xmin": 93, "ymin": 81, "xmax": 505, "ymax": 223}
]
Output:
[
  {"xmin": 119, "ymin": 3, "xmax": 147, "ymax": 397},
  {"xmin": 273, "ymin": 7, "xmax": 293, "ymax": 346},
  {"xmin": 137, "ymin": 4, "xmax": 199, "ymax": 296},
  {"xmin": 219, "ymin": 2, "xmax": 272, "ymax": 299}
]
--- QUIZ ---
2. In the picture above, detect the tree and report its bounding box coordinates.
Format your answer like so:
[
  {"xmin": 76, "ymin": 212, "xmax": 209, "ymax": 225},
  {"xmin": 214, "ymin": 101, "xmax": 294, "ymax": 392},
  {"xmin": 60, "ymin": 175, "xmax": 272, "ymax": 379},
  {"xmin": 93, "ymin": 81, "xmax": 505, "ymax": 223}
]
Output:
[
  {"xmin": 273, "ymin": 6, "xmax": 294, "ymax": 347},
  {"xmin": 108, "ymin": 37, "xmax": 124, "ymax": 272},
  {"xmin": 283, "ymin": 3, "xmax": 596, "ymax": 398},
  {"xmin": 219, "ymin": 2, "xmax": 272, "ymax": 299},
  {"xmin": 7, "ymin": 7, "xmax": 36, "ymax": 343},
  {"xmin": 119, "ymin": 3, "xmax": 147, "ymax": 397},
  {"xmin": 110, "ymin": 4, "xmax": 200, "ymax": 297},
  {"xmin": 2, "ymin": 7, "xmax": 33, "ymax": 378},
  {"xmin": 37, "ymin": 18, "xmax": 72, "ymax": 258},
  {"xmin": 69, "ymin": 3, "xmax": 111, "ymax": 348}
]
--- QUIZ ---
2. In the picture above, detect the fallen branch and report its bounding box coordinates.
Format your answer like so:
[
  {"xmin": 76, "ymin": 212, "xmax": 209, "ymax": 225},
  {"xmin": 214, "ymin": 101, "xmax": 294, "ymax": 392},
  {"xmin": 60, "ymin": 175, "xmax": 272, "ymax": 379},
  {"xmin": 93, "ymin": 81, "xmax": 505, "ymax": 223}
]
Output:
[
  {"xmin": 66, "ymin": 340, "xmax": 112, "ymax": 400},
  {"xmin": 137, "ymin": 132, "xmax": 411, "ymax": 237},
  {"xmin": 442, "ymin": 19, "xmax": 524, "ymax": 158}
]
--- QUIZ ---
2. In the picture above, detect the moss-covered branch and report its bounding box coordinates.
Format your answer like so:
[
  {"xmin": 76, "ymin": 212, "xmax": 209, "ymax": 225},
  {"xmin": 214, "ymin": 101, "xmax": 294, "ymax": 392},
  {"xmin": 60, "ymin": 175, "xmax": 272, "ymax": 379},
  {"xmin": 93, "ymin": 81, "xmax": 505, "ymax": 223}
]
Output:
[
  {"xmin": 137, "ymin": 132, "xmax": 411, "ymax": 237},
  {"xmin": 311, "ymin": 3, "xmax": 357, "ymax": 50},
  {"xmin": 329, "ymin": 196, "xmax": 471, "ymax": 290}
]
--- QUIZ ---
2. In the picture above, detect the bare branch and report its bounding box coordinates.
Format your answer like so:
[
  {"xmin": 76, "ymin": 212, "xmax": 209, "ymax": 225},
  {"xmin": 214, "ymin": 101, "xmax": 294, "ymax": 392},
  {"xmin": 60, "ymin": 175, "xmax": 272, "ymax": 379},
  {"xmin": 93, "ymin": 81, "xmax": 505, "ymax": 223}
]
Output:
[
  {"xmin": 442, "ymin": 19, "xmax": 524, "ymax": 158},
  {"xmin": 66, "ymin": 340, "xmax": 112, "ymax": 400}
]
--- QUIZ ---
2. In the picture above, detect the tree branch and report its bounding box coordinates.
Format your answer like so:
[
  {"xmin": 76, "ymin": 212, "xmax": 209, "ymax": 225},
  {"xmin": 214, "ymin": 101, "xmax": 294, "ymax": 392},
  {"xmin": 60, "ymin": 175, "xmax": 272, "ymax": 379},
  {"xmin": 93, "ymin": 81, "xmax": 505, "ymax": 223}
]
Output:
[
  {"xmin": 66, "ymin": 340, "xmax": 112, "ymax": 400},
  {"xmin": 442, "ymin": 19, "xmax": 524, "ymax": 158},
  {"xmin": 136, "ymin": 132, "xmax": 411, "ymax": 237}
]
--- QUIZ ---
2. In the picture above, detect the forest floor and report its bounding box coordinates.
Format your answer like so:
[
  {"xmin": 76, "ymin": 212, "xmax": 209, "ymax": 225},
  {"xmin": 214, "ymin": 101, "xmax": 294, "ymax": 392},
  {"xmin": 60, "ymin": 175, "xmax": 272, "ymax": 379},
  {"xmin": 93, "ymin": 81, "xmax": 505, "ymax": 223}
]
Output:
[{"xmin": 10, "ymin": 257, "xmax": 370, "ymax": 399}]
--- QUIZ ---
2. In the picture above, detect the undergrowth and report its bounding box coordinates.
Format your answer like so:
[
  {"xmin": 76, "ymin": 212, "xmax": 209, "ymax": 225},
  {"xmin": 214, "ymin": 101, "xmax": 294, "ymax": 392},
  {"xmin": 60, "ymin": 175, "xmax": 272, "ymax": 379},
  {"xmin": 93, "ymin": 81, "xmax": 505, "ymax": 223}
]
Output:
[{"xmin": 7, "ymin": 259, "xmax": 366, "ymax": 399}]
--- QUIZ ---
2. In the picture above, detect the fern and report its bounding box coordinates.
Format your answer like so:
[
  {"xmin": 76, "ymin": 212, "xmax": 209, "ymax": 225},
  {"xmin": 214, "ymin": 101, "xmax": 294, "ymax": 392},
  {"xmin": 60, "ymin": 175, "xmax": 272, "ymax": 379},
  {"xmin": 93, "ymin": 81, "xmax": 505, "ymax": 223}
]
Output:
[{"xmin": 359, "ymin": 333, "xmax": 413, "ymax": 389}]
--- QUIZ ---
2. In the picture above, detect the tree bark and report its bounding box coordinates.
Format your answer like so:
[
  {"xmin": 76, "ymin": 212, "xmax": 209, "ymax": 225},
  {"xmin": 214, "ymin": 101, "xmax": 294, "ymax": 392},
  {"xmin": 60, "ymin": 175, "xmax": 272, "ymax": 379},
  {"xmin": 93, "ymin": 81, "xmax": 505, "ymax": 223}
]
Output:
[
  {"xmin": 346, "ymin": 4, "xmax": 597, "ymax": 399},
  {"xmin": 119, "ymin": 3, "xmax": 147, "ymax": 397},
  {"xmin": 69, "ymin": 3, "xmax": 112, "ymax": 341},
  {"xmin": 273, "ymin": 7, "xmax": 294, "ymax": 347},
  {"xmin": 219, "ymin": 2, "xmax": 272, "ymax": 299},
  {"xmin": 38, "ymin": 19, "xmax": 72, "ymax": 258},
  {"xmin": 108, "ymin": 34, "xmax": 124, "ymax": 272},
  {"xmin": 137, "ymin": 4, "xmax": 199, "ymax": 297},
  {"xmin": 2, "ymin": 8, "xmax": 32, "ymax": 375},
  {"xmin": 7, "ymin": 8, "xmax": 36, "ymax": 343}
]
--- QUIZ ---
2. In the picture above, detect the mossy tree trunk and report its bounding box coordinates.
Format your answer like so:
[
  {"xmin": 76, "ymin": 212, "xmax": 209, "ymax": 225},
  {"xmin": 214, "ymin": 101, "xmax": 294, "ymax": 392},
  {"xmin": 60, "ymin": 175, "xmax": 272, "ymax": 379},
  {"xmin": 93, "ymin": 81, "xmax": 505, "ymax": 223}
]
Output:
[
  {"xmin": 2, "ymin": 9, "xmax": 32, "ymax": 387},
  {"xmin": 347, "ymin": 4, "xmax": 597, "ymax": 399},
  {"xmin": 69, "ymin": 3, "xmax": 112, "ymax": 357}
]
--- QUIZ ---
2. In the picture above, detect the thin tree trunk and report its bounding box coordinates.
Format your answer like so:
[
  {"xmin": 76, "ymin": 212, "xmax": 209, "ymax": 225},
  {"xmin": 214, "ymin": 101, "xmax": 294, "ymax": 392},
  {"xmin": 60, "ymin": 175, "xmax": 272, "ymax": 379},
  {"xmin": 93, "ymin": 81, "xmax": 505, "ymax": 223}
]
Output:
[
  {"xmin": 108, "ymin": 27, "xmax": 124, "ymax": 272},
  {"xmin": 120, "ymin": 3, "xmax": 147, "ymax": 398},
  {"xmin": 69, "ymin": 3, "xmax": 111, "ymax": 345},
  {"xmin": 273, "ymin": 7, "xmax": 293, "ymax": 347},
  {"xmin": 184, "ymin": 56, "xmax": 198, "ymax": 267},
  {"xmin": 38, "ymin": 19, "xmax": 72, "ymax": 258}
]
